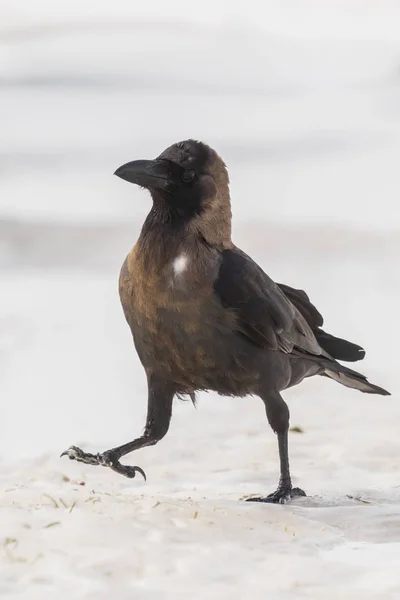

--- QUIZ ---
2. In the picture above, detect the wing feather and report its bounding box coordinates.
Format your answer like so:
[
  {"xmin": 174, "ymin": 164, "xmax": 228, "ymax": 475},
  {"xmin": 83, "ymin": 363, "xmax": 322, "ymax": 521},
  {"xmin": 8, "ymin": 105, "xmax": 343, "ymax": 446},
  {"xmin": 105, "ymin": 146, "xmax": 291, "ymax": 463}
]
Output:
[{"xmin": 213, "ymin": 248, "xmax": 326, "ymax": 357}]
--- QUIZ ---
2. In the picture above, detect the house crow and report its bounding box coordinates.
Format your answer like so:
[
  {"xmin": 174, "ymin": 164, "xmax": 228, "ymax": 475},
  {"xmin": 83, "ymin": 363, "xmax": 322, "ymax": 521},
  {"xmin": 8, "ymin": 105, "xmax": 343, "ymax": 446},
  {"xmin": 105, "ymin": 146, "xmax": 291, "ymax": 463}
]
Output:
[{"xmin": 62, "ymin": 139, "xmax": 390, "ymax": 503}]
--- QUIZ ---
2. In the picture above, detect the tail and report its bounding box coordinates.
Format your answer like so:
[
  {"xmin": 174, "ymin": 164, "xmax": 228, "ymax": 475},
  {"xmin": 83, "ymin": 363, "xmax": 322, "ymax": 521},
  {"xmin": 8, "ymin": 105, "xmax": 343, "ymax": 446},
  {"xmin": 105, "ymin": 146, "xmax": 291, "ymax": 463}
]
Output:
[
  {"xmin": 315, "ymin": 328, "xmax": 366, "ymax": 363},
  {"xmin": 321, "ymin": 359, "xmax": 390, "ymax": 396}
]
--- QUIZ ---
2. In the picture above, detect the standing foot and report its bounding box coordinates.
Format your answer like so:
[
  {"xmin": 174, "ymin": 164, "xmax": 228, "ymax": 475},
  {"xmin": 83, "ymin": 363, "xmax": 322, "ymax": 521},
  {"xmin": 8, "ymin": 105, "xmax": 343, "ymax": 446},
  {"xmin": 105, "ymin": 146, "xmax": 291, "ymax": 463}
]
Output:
[
  {"xmin": 246, "ymin": 486, "xmax": 306, "ymax": 505},
  {"xmin": 60, "ymin": 445, "xmax": 146, "ymax": 480}
]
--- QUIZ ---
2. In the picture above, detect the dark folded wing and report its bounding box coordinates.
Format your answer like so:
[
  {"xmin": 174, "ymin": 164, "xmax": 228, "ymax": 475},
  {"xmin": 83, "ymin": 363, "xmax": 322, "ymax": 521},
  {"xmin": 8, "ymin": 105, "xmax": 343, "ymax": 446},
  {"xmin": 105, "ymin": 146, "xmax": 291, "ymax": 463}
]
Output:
[
  {"xmin": 277, "ymin": 283, "xmax": 323, "ymax": 329},
  {"xmin": 213, "ymin": 248, "xmax": 325, "ymax": 356},
  {"xmin": 277, "ymin": 281, "xmax": 365, "ymax": 361}
]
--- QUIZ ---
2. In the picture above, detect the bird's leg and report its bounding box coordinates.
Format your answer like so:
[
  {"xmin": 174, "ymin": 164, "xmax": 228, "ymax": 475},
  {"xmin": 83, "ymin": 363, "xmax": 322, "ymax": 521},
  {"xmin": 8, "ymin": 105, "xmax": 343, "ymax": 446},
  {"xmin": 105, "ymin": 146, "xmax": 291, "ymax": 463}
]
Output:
[
  {"xmin": 61, "ymin": 376, "xmax": 175, "ymax": 480},
  {"xmin": 247, "ymin": 390, "xmax": 306, "ymax": 504}
]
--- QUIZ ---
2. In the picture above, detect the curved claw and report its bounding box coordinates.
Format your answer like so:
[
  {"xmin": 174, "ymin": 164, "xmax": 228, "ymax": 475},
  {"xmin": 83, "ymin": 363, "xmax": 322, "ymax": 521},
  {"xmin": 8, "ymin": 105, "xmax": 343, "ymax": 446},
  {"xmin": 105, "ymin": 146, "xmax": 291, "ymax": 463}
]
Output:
[
  {"xmin": 134, "ymin": 466, "xmax": 147, "ymax": 481},
  {"xmin": 109, "ymin": 461, "xmax": 147, "ymax": 481},
  {"xmin": 60, "ymin": 445, "xmax": 82, "ymax": 460}
]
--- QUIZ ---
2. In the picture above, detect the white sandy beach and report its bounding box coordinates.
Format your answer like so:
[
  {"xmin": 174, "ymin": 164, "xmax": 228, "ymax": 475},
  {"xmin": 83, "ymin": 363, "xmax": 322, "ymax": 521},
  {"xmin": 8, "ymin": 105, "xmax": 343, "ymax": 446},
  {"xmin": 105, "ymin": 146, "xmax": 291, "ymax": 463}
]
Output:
[
  {"xmin": 1, "ymin": 227, "xmax": 399, "ymax": 599},
  {"xmin": 1, "ymin": 2, "xmax": 400, "ymax": 598}
]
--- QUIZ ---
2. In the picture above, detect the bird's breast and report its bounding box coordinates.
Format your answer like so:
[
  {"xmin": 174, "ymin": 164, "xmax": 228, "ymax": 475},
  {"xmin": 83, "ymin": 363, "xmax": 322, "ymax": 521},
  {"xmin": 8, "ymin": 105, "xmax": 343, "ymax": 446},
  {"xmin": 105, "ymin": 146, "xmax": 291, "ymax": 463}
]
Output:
[{"xmin": 119, "ymin": 244, "xmax": 243, "ymax": 387}]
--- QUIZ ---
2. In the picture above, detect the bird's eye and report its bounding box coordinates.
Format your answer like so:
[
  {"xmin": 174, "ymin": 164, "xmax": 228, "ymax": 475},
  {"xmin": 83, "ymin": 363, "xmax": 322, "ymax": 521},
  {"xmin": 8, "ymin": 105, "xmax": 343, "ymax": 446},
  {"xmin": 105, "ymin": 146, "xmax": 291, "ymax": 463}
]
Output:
[{"xmin": 181, "ymin": 169, "xmax": 195, "ymax": 183}]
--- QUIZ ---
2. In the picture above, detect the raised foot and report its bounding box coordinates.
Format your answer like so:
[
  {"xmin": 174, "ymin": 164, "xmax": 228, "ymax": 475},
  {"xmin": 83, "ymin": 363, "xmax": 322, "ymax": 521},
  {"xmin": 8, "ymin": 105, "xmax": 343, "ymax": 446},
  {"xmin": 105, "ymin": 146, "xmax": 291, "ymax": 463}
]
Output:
[
  {"xmin": 246, "ymin": 486, "xmax": 306, "ymax": 505},
  {"xmin": 60, "ymin": 445, "xmax": 146, "ymax": 480}
]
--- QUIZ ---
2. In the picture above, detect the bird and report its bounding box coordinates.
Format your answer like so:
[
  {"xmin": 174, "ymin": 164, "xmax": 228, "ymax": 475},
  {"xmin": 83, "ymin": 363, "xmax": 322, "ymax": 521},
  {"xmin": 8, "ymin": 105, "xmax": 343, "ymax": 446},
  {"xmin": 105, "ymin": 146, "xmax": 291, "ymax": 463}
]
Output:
[{"xmin": 61, "ymin": 139, "xmax": 390, "ymax": 503}]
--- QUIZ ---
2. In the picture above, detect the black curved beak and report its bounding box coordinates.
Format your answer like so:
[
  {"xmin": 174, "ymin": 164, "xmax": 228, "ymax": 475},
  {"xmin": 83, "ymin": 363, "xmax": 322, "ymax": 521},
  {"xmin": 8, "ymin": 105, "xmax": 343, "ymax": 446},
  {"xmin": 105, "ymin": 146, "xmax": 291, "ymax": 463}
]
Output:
[{"xmin": 114, "ymin": 159, "xmax": 169, "ymax": 190}]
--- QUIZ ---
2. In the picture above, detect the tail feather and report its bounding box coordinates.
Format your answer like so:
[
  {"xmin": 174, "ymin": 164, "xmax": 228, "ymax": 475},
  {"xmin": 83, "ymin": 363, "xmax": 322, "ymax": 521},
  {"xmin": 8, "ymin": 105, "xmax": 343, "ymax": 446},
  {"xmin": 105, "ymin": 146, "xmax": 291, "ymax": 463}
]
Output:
[
  {"xmin": 322, "ymin": 360, "xmax": 390, "ymax": 396},
  {"xmin": 315, "ymin": 329, "xmax": 366, "ymax": 363}
]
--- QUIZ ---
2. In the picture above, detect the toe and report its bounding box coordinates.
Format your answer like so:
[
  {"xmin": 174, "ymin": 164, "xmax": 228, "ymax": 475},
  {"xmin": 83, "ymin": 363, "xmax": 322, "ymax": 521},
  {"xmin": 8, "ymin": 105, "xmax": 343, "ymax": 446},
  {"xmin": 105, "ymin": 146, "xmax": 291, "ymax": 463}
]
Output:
[
  {"xmin": 245, "ymin": 488, "xmax": 300, "ymax": 504},
  {"xmin": 124, "ymin": 466, "xmax": 146, "ymax": 481},
  {"xmin": 278, "ymin": 495, "xmax": 290, "ymax": 504},
  {"xmin": 269, "ymin": 493, "xmax": 290, "ymax": 504},
  {"xmin": 134, "ymin": 466, "xmax": 146, "ymax": 481},
  {"xmin": 111, "ymin": 463, "xmax": 147, "ymax": 480},
  {"xmin": 266, "ymin": 491, "xmax": 290, "ymax": 504},
  {"xmin": 60, "ymin": 446, "xmax": 81, "ymax": 460},
  {"xmin": 245, "ymin": 495, "xmax": 282, "ymax": 504},
  {"xmin": 291, "ymin": 487, "xmax": 306, "ymax": 498}
]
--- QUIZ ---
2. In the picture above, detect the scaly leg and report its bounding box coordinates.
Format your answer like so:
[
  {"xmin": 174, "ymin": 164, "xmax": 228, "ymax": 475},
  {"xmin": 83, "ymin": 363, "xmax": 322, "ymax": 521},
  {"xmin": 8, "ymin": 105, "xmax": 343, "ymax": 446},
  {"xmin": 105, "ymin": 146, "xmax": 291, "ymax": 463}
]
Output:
[
  {"xmin": 61, "ymin": 376, "xmax": 175, "ymax": 480},
  {"xmin": 247, "ymin": 390, "xmax": 306, "ymax": 504}
]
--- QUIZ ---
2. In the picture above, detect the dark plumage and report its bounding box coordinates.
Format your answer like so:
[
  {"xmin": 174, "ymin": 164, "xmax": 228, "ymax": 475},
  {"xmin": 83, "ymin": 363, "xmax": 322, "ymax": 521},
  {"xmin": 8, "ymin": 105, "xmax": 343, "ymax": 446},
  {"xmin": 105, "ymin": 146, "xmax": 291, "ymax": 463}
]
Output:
[{"xmin": 62, "ymin": 139, "xmax": 390, "ymax": 503}]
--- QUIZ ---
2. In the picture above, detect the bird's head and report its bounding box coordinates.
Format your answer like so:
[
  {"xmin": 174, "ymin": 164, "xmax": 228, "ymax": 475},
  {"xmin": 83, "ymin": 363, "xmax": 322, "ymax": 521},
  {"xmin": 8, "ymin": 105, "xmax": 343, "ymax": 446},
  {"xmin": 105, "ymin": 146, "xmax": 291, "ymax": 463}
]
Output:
[{"xmin": 114, "ymin": 139, "xmax": 232, "ymax": 247}]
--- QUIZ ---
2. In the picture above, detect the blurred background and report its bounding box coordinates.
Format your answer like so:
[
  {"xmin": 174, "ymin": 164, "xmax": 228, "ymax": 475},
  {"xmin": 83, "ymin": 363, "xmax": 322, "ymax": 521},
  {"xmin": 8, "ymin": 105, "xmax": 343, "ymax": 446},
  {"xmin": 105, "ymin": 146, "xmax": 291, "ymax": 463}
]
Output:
[{"xmin": 1, "ymin": 0, "xmax": 399, "ymax": 462}]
